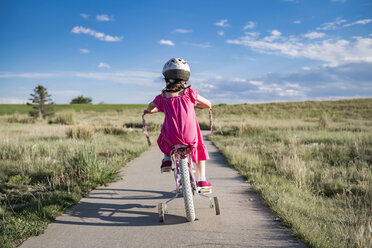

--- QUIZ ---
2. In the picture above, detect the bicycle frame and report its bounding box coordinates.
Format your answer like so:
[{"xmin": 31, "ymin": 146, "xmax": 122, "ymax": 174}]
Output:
[{"xmin": 141, "ymin": 111, "xmax": 220, "ymax": 222}]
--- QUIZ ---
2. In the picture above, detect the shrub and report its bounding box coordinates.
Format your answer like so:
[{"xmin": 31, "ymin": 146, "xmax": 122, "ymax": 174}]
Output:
[
  {"xmin": 96, "ymin": 123, "xmax": 127, "ymax": 135},
  {"xmin": 49, "ymin": 110, "xmax": 75, "ymax": 125},
  {"xmin": 318, "ymin": 112, "xmax": 330, "ymax": 129},
  {"xmin": 70, "ymin": 95, "xmax": 92, "ymax": 104},
  {"xmin": 7, "ymin": 113, "xmax": 35, "ymax": 124},
  {"xmin": 7, "ymin": 174, "xmax": 31, "ymax": 185},
  {"xmin": 66, "ymin": 125, "xmax": 94, "ymax": 140},
  {"xmin": 124, "ymin": 122, "xmax": 143, "ymax": 129}
]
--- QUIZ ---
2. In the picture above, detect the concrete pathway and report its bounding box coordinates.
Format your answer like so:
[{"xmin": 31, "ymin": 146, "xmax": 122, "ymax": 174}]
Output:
[{"xmin": 21, "ymin": 134, "xmax": 305, "ymax": 248}]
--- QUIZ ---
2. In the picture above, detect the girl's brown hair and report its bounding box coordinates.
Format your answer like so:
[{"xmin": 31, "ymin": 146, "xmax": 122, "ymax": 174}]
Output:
[{"xmin": 162, "ymin": 80, "xmax": 190, "ymax": 93}]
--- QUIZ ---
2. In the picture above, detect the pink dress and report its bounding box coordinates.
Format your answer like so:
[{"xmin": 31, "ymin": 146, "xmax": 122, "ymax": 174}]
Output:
[{"xmin": 153, "ymin": 88, "xmax": 209, "ymax": 163}]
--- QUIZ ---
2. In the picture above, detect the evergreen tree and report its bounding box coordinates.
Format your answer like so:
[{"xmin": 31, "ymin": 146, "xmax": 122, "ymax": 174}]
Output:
[
  {"xmin": 29, "ymin": 85, "xmax": 55, "ymax": 119},
  {"xmin": 70, "ymin": 95, "xmax": 93, "ymax": 104}
]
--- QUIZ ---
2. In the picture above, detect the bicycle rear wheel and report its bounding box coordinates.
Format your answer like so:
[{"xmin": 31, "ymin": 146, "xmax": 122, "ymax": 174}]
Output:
[{"xmin": 179, "ymin": 157, "xmax": 196, "ymax": 222}]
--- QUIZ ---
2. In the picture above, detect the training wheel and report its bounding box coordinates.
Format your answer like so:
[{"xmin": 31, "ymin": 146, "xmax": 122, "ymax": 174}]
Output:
[
  {"xmin": 213, "ymin": 196, "xmax": 220, "ymax": 215},
  {"xmin": 158, "ymin": 203, "xmax": 165, "ymax": 222}
]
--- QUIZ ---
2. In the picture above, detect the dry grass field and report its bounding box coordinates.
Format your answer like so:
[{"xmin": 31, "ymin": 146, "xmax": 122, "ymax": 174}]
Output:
[
  {"xmin": 206, "ymin": 98, "xmax": 372, "ymax": 248},
  {"xmin": 1, "ymin": 99, "xmax": 371, "ymax": 248},
  {"xmin": 0, "ymin": 105, "xmax": 163, "ymax": 247}
]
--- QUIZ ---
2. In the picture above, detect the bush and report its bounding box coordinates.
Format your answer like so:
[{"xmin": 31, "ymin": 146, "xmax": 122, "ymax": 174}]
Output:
[
  {"xmin": 49, "ymin": 110, "xmax": 75, "ymax": 125},
  {"xmin": 7, "ymin": 174, "xmax": 31, "ymax": 185},
  {"xmin": 66, "ymin": 125, "xmax": 94, "ymax": 140},
  {"xmin": 70, "ymin": 95, "xmax": 92, "ymax": 104},
  {"xmin": 95, "ymin": 123, "xmax": 127, "ymax": 135},
  {"xmin": 318, "ymin": 112, "xmax": 330, "ymax": 129},
  {"xmin": 7, "ymin": 113, "xmax": 35, "ymax": 124},
  {"xmin": 98, "ymin": 123, "xmax": 127, "ymax": 135}
]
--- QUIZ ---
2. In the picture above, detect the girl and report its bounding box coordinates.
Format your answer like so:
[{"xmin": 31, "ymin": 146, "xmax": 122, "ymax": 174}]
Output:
[{"xmin": 144, "ymin": 58, "xmax": 212, "ymax": 189}]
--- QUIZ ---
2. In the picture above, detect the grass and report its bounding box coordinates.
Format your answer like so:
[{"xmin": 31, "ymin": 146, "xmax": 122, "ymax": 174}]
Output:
[
  {"xmin": 209, "ymin": 98, "xmax": 372, "ymax": 248},
  {"xmin": 0, "ymin": 104, "xmax": 147, "ymax": 115},
  {"xmin": 0, "ymin": 105, "xmax": 162, "ymax": 247},
  {"xmin": 1, "ymin": 99, "xmax": 371, "ymax": 247}
]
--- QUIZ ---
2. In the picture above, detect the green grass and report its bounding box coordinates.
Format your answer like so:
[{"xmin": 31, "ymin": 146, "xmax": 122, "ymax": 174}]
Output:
[
  {"xmin": 0, "ymin": 104, "xmax": 147, "ymax": 115},
  {"xmin": 0, "ymin": 106, "xmax": 162, "ymax": 247},
  {"xmin": 209, "ymin": 98, "xmax": 372, "ymax": 248}
]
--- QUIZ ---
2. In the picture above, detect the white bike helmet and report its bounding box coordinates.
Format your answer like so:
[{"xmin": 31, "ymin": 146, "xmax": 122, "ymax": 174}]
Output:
[{"xmin": 162, "ymin": 58, "xmax": 190, "ymax": 82}]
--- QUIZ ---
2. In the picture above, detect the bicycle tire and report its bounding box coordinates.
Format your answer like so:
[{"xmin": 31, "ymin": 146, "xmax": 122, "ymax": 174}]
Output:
[
  {"xmin": 214, "ymin": 196, "xmax": 220, "ymax": 215},
  {"xmin": 179, "ymin": 157, "xmax": 196, "ymax": 222},
  {"xmin": 158, "ymin": 203, "xmax": 165, "ymax": 222}
]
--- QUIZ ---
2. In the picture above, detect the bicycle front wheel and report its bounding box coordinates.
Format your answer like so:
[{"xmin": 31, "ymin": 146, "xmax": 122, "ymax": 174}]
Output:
[{"xmin": 179, "ymin": 157, "xmax": 196, "ymax": 222}]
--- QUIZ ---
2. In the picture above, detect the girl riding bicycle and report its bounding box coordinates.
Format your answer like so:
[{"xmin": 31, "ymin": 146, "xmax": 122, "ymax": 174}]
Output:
[{"xmin": 144, "ymin": 58, "xmax": 212, "ymax": 189}]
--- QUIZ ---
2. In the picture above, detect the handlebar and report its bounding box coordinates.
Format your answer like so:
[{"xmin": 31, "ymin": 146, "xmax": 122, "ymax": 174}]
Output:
[{"xmin": 142, "ymin": 107, "xmax": 222, "ymax": 147}]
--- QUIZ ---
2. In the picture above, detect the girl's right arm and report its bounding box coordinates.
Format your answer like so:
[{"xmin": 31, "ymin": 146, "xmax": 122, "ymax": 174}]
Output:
[
  {"xmin": 195, "ymin": 95, "xmax": 211, "ymax": 109},
  {"xmin": 144, "ymin": 102, "xmax": 157, "ymax": 114}
]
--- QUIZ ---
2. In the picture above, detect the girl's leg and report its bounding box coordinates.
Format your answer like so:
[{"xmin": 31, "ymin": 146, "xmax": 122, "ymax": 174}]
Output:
[
  {"xmin": 196, "ymin": 160, "xmax": 212, "ymax": 187},
  {"xmin": 196, "ymin": 160, "xmax": 206, "ymax": 179},
  {"xmin": 164, "ymin": 155, "xmax": 170, "ymax": 160}
]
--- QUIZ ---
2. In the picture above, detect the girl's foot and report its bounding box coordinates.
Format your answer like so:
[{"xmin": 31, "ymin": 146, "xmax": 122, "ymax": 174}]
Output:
[
  {"xmin": 197, "ymin": 179, "xmax": 212, "ymax": 188},
  {"xmin": 160, "ymin": 158, "xmax": 172, "ymax": 173}
]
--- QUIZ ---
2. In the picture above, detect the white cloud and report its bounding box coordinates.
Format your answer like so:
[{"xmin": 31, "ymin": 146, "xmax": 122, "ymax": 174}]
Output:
[
  {"xmin": 79, "ymin": 48, "xmax": 90, "ymax": 53},
  {"xmin": 263, "ymin": 30, "xmax": 282, "ymax": 42},
  {"xmin": 226, "ymin": 30, "xmax": 372, "ymax": 66},
  {"xmin": 74, "ymin": 71, "xmax": 160, "ymax": 87},
  {"xmin": 159, "ymin": 40, "xmax": 175, "ymax": 46},
  {"xmin": 243, "ymin": 21, "xmax": 256, "ymax": 30},
  {"xmin": 160, "ymin": 62, "xmax": 372, "ymax": 103},
  {"xmin": 344, "ymin": 19, "xmax": 372, "ymax": 27},
  {"xmin": 185, "ymin": 42, "xmax": 211, "ymax": 48},
  {"xmin": 98, "ymin": 62, "xmax": 111, "ymax": 69},
  {"xmin": 303, "ymin": 31, "xmax": 326, "ymax": 39},
  {"xmin": 71, "ymin": 26, "xmax": 122, "ymax": 42},
  {"xmin": 217, "ymin": 30, "xmax": 224, "ymax": 36},
  {"xmin": 0, "ymin": 98, "xmax": 26, "ymax": 104},
  {"xmin": 245, "ymin": 32, "xmax": 260, "ymax": 37},
  {"xmin": 172, "ymin": 29, "xmax": 193, "ymax": 33},
  {"xmin": 245, "ymin": 83, "xmax": 305, "ymax": 98},
  {"xmin": 294, "ymin": 20, "xmax": 301, "ymax": 24},
  {"xmin": 96, "ymin": 14, "xmax": 113, "ymax": 22},
  {"xmin": 302, "ymin": 66, "xmax": 311, "ymax": 70},
  {"xmin": 284, "ymin": 82, "xmax": 300, "ymax": 88},
  {"xmin": 232, "ymin": 78, "xmax": 246, "ymax": 83},
  {"xmin": 80, "ymin": 13, "xmax": 89, "ymax": 19},
  {"xmin": 249, "ymin": 80, "xmax": 264, "ymax": 86},
  {"xmin": 317, "ymin": 17, "xmax": 347, "ymax": 30},
  {"xmin": 215, "ymin": 19, "xmax": 229, "ymax": 27},
  {"xmin": 0, "ymin": 72, "xmax": 57, "ymax": 78}
]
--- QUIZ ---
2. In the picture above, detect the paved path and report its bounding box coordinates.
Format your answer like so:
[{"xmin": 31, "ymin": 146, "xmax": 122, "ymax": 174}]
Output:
[{"xmin": 21, "ymin": 133, "xmax": 305, "ymax": 248}]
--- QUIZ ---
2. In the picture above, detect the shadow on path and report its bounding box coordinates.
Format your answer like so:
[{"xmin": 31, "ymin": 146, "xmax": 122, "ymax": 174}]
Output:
[{"xmin": 54, "ymin": 188, "xmax": 187, "ymax": 227}]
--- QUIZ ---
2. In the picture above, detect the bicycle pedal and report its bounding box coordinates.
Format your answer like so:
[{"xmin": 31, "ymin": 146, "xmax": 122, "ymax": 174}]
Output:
[
  {"xmin": 199, "ymin": 188, "xmax": 212, "ymax": 194},
  {"xmin": 161, "ymin": 167, "xmax": 173, "ymax": 173}
]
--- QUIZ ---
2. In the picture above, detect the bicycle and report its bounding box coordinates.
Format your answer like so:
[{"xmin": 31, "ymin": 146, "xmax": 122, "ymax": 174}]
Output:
[
  {"xmin": 158, "ymin": 144, "xmax": 220, "ymax": 222},
  {"xmin": 142, "ymin": 108, "xmax": 221, "ymax": 222}
]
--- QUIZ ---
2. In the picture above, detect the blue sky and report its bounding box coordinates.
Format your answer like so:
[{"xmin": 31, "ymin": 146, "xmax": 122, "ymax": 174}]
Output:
[{"xmin": 0, "ymin": 0, "xmax": 371, "ymax": 104}]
